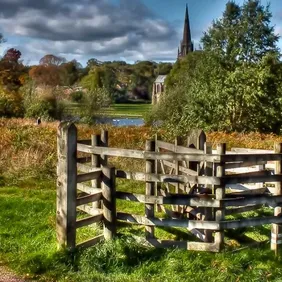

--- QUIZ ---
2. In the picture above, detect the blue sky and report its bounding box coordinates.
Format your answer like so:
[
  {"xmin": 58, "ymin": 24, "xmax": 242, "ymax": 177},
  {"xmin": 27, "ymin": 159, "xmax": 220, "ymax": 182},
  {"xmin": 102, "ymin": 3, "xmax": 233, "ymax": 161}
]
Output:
[{"xmin": 0, "ymin": 0, "xmax": 281, "ymax": 66}]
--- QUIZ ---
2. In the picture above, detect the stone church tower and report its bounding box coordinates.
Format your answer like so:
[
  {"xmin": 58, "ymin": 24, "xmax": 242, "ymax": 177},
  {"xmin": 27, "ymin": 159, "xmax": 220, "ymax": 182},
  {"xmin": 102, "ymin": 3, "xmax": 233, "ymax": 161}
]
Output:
[{"xmin": 178, "ymin": 4, "xmax": 193, "ymax": 58}]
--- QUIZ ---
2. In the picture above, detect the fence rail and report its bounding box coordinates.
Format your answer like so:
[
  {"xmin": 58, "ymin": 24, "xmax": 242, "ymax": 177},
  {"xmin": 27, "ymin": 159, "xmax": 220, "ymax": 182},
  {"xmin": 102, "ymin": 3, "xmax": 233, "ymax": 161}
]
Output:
[{"xmin": 57, "ymin": 123, "xmax": 282, "ymax": 254}]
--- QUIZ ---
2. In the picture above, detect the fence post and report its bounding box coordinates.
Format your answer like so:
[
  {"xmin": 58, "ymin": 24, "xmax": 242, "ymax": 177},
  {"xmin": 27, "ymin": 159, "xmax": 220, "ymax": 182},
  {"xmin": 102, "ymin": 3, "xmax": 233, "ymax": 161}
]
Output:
[
  {"xmin": 215, "ymin": 143, "xmax": 226, "ymax": 250},
  {"xmin": 204, "ymin": 142, "xmax": 213, "ymax": 243},
  {"xmin": 91, "ymin": 134, "xmax": 101, "ymax": 210},
  {"xmin": 145, "ymin": 140, "xmax": 155, "ymax": 239},
  {"xmin": 56, "ymin": 122, "xmax": 77, "ymax": 250},
  {"xmin": 101, "ymin": 130, "xmax": 109, "ymax": 166},
  {"xmin": 271, "ymin": 143, "xmax": 282, "ymax": 255},
  {"xmin": 155, "ymin": 134, "xmax": 162, "ymax": 213},
  {"xmin": 102, "ymin": 166, "xmax": 116, "ymax": 240}
]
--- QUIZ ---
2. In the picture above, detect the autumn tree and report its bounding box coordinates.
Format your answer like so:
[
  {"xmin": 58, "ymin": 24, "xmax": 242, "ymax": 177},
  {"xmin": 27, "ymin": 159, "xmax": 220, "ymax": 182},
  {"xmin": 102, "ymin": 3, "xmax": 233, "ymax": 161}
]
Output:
[{"xmin": 39, "ymin": 54, "xmax": 66, "ymax": 66}]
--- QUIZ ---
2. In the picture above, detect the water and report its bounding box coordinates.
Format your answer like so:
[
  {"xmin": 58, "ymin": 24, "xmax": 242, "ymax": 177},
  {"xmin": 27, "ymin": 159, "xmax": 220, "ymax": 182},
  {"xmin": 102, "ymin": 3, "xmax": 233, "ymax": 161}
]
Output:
[{"xmin": 95, "ymin": 117, "xmax": 144, "ymax": 127}]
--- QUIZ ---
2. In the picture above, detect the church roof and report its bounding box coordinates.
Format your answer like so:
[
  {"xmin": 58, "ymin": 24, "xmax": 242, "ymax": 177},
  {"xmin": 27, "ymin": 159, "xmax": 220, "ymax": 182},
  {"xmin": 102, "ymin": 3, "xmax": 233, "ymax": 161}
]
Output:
[{"xmin": 155, "ymin": 75, "xmax": 167, "ymax": 83}]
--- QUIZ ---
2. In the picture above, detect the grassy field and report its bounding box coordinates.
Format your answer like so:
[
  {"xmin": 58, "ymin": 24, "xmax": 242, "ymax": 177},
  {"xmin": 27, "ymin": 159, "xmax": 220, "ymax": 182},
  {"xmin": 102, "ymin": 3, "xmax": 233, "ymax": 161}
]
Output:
[
  {"xmin": 65, "ymin": 102, "xmax": 152, "ymax": 118},
  {"xmin": 2, "ymin": 119, "xmax": 282, "ymax": 281},
  {"xmin": 1, "ymin": 179, "xmax": 282, "ymax": 282}
]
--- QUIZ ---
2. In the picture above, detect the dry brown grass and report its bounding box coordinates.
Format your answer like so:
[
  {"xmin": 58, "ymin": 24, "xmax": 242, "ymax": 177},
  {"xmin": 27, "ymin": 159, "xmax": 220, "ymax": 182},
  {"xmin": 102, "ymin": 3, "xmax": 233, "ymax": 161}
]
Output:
[{"xmin": 2, "ymin": 118, "xmax": 282, "ymax": 184}]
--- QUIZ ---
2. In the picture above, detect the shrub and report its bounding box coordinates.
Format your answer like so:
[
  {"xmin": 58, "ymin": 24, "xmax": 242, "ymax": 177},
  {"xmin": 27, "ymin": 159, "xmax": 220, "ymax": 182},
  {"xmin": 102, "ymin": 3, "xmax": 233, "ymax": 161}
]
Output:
[{"xmin": 70, "ymin": 90, "xmax": 84, "ymax": 103}]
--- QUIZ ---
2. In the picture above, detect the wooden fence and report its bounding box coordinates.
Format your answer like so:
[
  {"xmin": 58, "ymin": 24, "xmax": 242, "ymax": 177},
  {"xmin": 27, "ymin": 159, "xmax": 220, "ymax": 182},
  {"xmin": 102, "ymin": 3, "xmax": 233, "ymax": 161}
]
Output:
[{"xmin": 56, "ymin": 122, "xmax": 282, "ymax": 254}]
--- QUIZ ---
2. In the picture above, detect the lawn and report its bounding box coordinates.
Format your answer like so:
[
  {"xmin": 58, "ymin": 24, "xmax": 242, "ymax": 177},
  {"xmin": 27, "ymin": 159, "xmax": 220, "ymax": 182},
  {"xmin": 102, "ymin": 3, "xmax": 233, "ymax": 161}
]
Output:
[
  {"xmin": 64, "ymin": 102, "xmax": 152, "ymax": 118},
  {"xmin": 102, "ymin": 103, "xmax": 152, "ymax": 117},
  {"xmin": 1, "ymin": 179, "xmax": 282, "ymax": 282}
]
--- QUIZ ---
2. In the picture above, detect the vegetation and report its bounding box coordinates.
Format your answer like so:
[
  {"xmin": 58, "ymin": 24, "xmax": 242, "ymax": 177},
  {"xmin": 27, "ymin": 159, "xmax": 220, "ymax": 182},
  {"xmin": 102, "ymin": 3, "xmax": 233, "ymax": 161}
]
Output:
[
  {"xmin": 151, "ymin": 0, "xmax": 282, "ymax": 136},
  {"xmin": 2, "ymin": 118, "xmax": 282, "ymax": 281}
]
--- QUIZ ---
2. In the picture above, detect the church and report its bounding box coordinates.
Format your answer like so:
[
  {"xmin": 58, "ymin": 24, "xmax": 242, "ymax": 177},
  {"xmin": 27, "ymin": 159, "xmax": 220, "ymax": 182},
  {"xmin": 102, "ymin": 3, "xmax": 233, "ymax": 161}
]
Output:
[{"xmin": 152, "ymin": 4, "xmax": 193, "ymax": 105}]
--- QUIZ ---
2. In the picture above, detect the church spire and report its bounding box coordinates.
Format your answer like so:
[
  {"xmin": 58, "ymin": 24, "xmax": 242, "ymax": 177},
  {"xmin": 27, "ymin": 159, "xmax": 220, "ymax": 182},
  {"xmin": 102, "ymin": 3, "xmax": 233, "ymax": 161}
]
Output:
[{"xmin": 178, "ymin": 3, "xmax": 193, "ymax": 59}]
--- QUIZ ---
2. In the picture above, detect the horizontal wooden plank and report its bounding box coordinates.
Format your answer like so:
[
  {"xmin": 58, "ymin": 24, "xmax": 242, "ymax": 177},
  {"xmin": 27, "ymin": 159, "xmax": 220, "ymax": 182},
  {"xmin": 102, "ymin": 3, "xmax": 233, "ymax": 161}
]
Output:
[
  {"xmin": 77, "ymin": 163, "xmax": 100, "ymax": 173},
  {"xmin": 116, "ymin": 170, "xmax": 220, "ymax": 185},
  {"xmin": 162, "ymin": 160, "xmax": 198, "ymax": 176},
  {"xmin": 77, "ymin": 144, "xmax": 221, "ymax": 162},
  {"xmin": 222, "ymin": 216, "xmax": 282, "ymax": 229},
  {"xmin": 156, "ymin": 140, "xmax": 203, "ymax": 154},
  {"xmin": 76, "ymin": 234, "xmax": 104, "ymax": 249},
  {"xmin": 145, "ymin": 239, "xmax": 219, "ymax": 252},
  {"xmin": 231, "ymin": 148, "xmax": 273, "ymax": 154},
  {"xmin": 116, "ymin": 191, "xmax": 221, "ymax": 208},
  {"xmin": 117, "ymin": 212, "xmax": 221, "ymax": 230},
  {"xmin": 77, "ymin": 157, "xmax": 91, "ymax": 163},
  {"xmin": 222, "ymin": 154, "xmax": 282, "ymax": 163},
  {"xmin": 223, "ymin": 195, "xmax": 282, "ymax": 207},
  {"xmin": 77, "ymin": 205, "xmax": 102, "ymax": 216},
  {"xmin": 76, "ymin": 192, "xmax": 102, "ymax": 207},
  {"xmin": 77, "ymin": 169, "xmax": 102, "ymax": 183},
  {"xmin": 76, "ymin": 213, "xmax": 103, "ymax": 229},
  {"xmin": 77, "ymin": 139, "xmax": 91, "ymax": 145},
  {"xmin": 77, "ymin": 183, "xmax": 101, "ymax": 194},
  {"xmin": 223, "ymin": 174, "xmax": 282, "ymax": 185},
  {"xmin": 225, "ymin": 205, "xmax": 263, "ymax": 215},
  {"xmin": 225, "ymin": 161, "xmax": 266, "ymax": 169}
]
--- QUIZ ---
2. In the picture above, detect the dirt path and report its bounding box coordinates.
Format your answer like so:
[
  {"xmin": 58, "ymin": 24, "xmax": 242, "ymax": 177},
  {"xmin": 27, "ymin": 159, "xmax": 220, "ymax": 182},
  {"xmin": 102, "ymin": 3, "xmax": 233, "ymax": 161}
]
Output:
[{"xmin": 0, "ymin": 265, "xmax": 26, "ymax": 282}]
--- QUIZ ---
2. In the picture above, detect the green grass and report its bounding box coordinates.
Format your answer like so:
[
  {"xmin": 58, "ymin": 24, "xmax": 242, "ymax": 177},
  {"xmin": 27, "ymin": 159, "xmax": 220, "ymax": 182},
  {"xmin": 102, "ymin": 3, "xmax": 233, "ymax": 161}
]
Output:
[
  {"xmin": 103, "ymin": 103, "xmax": 152, "ymax": 117},
  {"xmin": 64, "ymin": 102, "xmax": 152, "ymax": 118},
  {"xmin": 1, "ymin": 179, "xmax": 282, "ymax": 281}
]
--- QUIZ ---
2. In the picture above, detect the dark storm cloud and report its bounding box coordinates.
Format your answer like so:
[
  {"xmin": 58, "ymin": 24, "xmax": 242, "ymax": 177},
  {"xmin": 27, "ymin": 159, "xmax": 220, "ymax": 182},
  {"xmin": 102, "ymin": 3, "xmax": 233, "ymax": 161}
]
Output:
[{"xmin": 0, "ymin": 0, "xmax": 179, "ymax": 62}]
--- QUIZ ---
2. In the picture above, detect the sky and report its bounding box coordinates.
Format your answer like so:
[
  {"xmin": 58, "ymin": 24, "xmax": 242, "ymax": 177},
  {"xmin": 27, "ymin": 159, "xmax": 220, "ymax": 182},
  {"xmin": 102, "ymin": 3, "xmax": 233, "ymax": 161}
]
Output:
[{"xmin": 0, "ymin": 0, "xmax": 281, "ymax": 66}]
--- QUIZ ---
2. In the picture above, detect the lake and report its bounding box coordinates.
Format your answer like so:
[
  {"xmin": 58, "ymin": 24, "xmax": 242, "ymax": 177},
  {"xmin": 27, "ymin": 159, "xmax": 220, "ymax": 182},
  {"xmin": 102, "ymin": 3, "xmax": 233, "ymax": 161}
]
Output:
[{"xmin": 95, "ymin": 117, "xmax": 144, "ymax": 127}]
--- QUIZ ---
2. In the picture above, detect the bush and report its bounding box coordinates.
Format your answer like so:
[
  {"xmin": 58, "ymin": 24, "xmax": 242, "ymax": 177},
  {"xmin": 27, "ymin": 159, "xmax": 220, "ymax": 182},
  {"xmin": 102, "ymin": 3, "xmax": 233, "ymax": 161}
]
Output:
[
  {"xmin": 0, "ymin": 89, "xmax": 24, "ymax": 118},
  {"xmin": 70, "ymin": 90, "xmax": 84, "ymax": 103},
  {"xmin": 21, "ymin": 83, "xmax": 65, "ymax": 121}
]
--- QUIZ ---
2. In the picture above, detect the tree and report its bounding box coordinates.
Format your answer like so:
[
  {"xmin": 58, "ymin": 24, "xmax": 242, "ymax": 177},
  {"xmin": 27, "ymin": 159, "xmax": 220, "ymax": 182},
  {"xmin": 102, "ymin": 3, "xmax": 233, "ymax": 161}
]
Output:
[
  {"xmin": 202, "ymin": 0, "xmax": 280, "ymax": 65},
  {"xmin": 3, "ymin": 48, "xmax": 21, "ymax": 63},
  {"xmin": 151, "ymin": 1, "xmax": 282, "ymax": 135},
  {"xmin": 39, "ymin": 54, "xmax": 66, "ymax": 66}
]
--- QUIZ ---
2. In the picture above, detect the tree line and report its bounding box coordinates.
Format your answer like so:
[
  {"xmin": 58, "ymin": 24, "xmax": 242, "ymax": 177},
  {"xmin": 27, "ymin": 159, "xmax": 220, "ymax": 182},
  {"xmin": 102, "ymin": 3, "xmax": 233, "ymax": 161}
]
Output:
[
  {"xmin": 150, "ymin": 0, "xmax": 282, "ymax": 135},
  {"xmin": 0, "ymin": 44, "xmax": 172, "ymax": 120}
]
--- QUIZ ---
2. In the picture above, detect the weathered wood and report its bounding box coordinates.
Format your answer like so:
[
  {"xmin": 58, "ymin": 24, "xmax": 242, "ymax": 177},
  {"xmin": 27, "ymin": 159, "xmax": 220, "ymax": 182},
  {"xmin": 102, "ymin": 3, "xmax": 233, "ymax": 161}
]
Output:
[
  {"xmin": 115, "ymin": 169, "xmax": 221, "ymax": 185},
  {"xmin": 271, "ymin": 143, "xmax": 282, "ymax": 255},
  {"xmin": 221, "ymin": 154, "xmax": 282, "ymax": 163},
  {"xmin": 225, "ymin": 161, "xmax": 267, "ymax": 169},
  {"xmin": 77, "ymin": 157, "xmax": 91, "ymax": 164},
  {"xmin": 77, "ymin": 144, "xmax": 221, "ymax": 162},
  {"xmin": 77, "ymin": 183, "xmax": 101, "ymax": 195},
  {"xmin": 100, "ymin": 130, "xmax": 108, "ymax": 166},
  {"xmin": 222, "ymin": 216, "xmax": 282, "ymax": 229},
  {"xmin": 77, "ymin": 163, "xmax": 99, "ymax": 173},
  {"xmin": 155, "ymin": 135, "xmax": 162, "ymax": 213},
  {"xmin": 223, "ymin": 195, "xmax": 282, "ymax": 207},
  {"xmin": 57, "ymin": 122, "xmax": 77, "ymax": 250},
  {"xmin": 156, "ymin": 140, "xmax": 204, "ymax": 154},
  {"xmin": 145, "ymin": 140, "xmax": 155, "ymax": 238},
  {"xmin": 231, "ymin": 148, "xmax": 273, "ymax": 154},
  {"xmin": 76, "ymin": 234, "xmax": 104, "ymax": 249},
  {"xmin": 117, "ymin": 212, "xmax": 221, "ymax": 230},
  {"xmin": 204, "ymin": 142, "xmax": 213, "ymax": 243},
  {"xmin": 77, "ymin": 205, "xmax": 103, "ymax": 216},
  {"xmin": 225, "ymin": 205, "xmax": 263, "ymax": 215},
  {"xmin": 116, "ymin": 191, "xmax": 221, "ymax": 207},
  {"xmin": 145, "ymin": 239, "xmax": 219, "ymax": 252},
  {"xmin": 102, "ymin": 166, "xmax": 116, "ymax": 240},
  {"xmin": 215, "ymin": 143, "xmax": 226, "ymax": 250},
  {"xmin": 223, "ymin": 174, "xmax": 282, "ymax": 185},
  {"xmin": 77, "ymin": 139, "xmax": 91, "ymax": 145},
  {"xmin": 76, "ymin": 192, "xmax": 102, "ymax": 206},
  {"xmin": 162, "ymin": 160, "xmax": 198, "ymax": 176},
  {"xmin": 76, "ymin": 170, "xmax": 102, "ymax": 183},
  {"xmin": 76, "ymin": 213, "xmax": 103, "ymax": 229}
]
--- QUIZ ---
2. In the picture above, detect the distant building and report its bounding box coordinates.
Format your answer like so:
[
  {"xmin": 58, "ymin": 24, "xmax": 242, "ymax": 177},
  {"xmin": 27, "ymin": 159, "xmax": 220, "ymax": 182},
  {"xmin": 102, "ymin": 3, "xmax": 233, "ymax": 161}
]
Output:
[
  {"xmin": 178, "ymin": 4, "xmax": 194, "ymax": 59},
  {"xmin": 152, "ymin": 75, "xmax": 167, "ymax": 104},
  {"xmin": 152, "ymin": 4, "xmax": 193, "ymax": 104}
]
